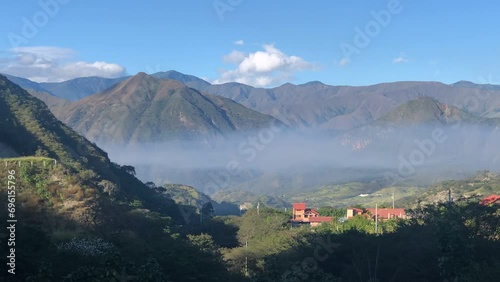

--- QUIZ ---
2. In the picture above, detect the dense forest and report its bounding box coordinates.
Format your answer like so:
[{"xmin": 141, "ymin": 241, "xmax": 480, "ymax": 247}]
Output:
[{"xmin": 2, "ymin": 162, "xmax": 499, "ymax": 282}]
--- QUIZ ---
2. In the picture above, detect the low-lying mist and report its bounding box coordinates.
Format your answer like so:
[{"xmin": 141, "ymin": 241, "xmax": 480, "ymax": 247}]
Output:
[{"xmin": 102, "ymin": 124, "xmax": 500, "ymax": 198}]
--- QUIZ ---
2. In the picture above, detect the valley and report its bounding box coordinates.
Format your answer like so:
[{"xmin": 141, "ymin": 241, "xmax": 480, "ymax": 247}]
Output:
[
  {"xmin": 2, "ymin": 66, "xmax": 500, "ymax": 281},
  {"xmin": 2, "ymin": 2, "xmax": 500, "ymax": 280},
  {"xmin": 3, "ymin": 71, "xmax": 500, "ymax": 210}
]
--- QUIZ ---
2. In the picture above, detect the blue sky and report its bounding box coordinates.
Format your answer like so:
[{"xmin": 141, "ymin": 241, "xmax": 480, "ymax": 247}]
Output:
[{"xmin": 0, "ymin": 0, "xmax": 499, "ymax": 86}]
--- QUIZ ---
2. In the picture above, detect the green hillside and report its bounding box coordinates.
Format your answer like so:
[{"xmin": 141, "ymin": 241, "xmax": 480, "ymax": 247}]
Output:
[
  {"xmin": 289, "ymin": 182, "xmax": 421, "ymax": 208},
  {"xmin": 0, "ymin": 75, "xmax": 242, "ymax": 281},
  {"xmin": 398, "ymin": 170, "xmax": 500, "ymax": 207},
  {"xmin": 377, "ymin": 96, "xmax": 485, "ymax": 126},
  {"xmin": 56, "ymin": 73, "xmax": 281, "ymax": 145},
  {"xmin": 211, "ymin": 189, "xmax": 290, "ymax": 210}
]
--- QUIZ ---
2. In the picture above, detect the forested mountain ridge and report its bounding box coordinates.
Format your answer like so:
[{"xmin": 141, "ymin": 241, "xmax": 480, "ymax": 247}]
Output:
[
  {"xmin": 54, "ymin": 72, "xmax": 281, "ymax": 145},
  {"xmin": 0, "ymin": 74, "xmax": 242, "ymax": 281}
]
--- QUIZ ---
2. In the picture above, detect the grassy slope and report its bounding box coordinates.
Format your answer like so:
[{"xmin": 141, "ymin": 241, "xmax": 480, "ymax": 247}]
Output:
[
  {"xmin": 211, "ymin": 189, "xmax": 290, "ymax": 210},
  {"xmin": 288, "ymin": 182, "xmax": 421, "ymax": 208},
  {"xmin": 0, "ymin": 156, "xmax": 54, "ymax": 162},
  {"xmin": 398, "ymin": 171, "xmax": 500, "ymax": 207}
]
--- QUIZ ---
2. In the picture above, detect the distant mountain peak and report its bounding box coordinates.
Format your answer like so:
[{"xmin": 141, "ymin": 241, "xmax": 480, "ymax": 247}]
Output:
[
  {"xmin": 452, "ymin": 80, "xmax": 478, "ymax": 88},
  {"xmin": 129, "ymin": 71, "xmax": 155, "ymax": 81},
  {"xmin": 56, "ymin": 72, "xmax": 279, "ymax": 145},
  {"xmin": 113, "ymin": 72, "xmax": 189, "ymax": 101},
  {"xmin": 300, "ymin": 80, "xmax": 326, "ymax": 86},
  {"xmin": 281, "ymin": 82, "xmax": 296, "ymax": 87},
  {"xmin": 160, "ymin": 70, "xmax": 186, "ymax": 76},
  {"xmin": 135, "ymin": 71, "xmax": 149, "ymax": 78},
  {"xmin": 152, "ymin": 70, "xmax": 210, "ymax": 87},
  {"xmin": 275, "ymin": 81, "xmax": 329, "ymax": 91},
  {"xmin": 122, "ymin": 72, "xmax": 158, "ymax": 91}
]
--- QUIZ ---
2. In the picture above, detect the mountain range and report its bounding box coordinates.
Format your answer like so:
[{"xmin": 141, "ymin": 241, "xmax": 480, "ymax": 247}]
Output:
[
  {"xmin": 339, "ymin": 96, "xmax": 500, "ymax": 159},
  {"xmin": 4, "ymin": 71, "xmax": 500, "ymax": 133},
  {"xmin": 4, "ymin": 70, "xmax": 500, "ymax": 202},
  {"xmin": 2, "ymin": 73, "xmax": 128, "ymax": 101},
  {"xmin": 54, "ymin": 72, "xmax": 279, "ymax": 145}
]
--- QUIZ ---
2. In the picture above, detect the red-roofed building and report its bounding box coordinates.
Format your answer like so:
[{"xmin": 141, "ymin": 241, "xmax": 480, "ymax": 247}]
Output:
[
  {"xmin": 480, "ymin": 194, "xmax": 500, "ymax": 206},
  {"xmin": 347, "ymin": 207, "xmax": 407, "ymax": 220},
  {"xmin": 292, "ymin": 203, "xmax": 306, "ymax": 221},
  {"xmin": 292, "ymin": 203, "xmax": 333, "ymax": 226},
  {"xmin": 365, "ymin": 208, "xmax": 407, "ymax": 220},
  {"xmin": 346, "ymin": 207, "xmax": 364, "ymax": 219},
  {"xmin": 293, "ymin": 203, "xmax": 306, "ymax": 210},
  {"xmin": 309, "ymin": 216, "xmax": 334, "ymax": 226}
]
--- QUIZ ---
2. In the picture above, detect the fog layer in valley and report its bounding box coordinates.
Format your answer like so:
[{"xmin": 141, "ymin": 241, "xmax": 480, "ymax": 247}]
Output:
[{"xmin": 102, "ymin": 123, "xmax": 500, "ymax": 197}]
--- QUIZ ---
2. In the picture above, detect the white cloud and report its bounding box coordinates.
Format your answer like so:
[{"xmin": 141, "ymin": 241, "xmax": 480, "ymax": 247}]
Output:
[
  {"xmin": 234, "ymin": 40, "xmax": 244, "ymax": 45},
  {"xmin": 393, "ymin": 56, "xmax": 408, "ymax": 64},
  {"xmin": 0, "ymin": 46, "xmax": 126, "ymax": 82},
  {"xmin": 338, "ymin": 58, "xmax": 349, "ymax": 66},
  {"xmin": 214, "ymin": 44, "xmax": 315, "ymax": 87}
]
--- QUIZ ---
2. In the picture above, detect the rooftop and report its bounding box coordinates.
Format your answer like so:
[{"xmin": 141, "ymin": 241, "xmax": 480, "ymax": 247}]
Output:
[
  {"xmin": 293, "ymin": 203, "xmax": 306, "ymax": 210},
  {"xmin": 481, "ymin": 194, "xmax": 500, "ymax": 205},
  {"xmin": 309, "ymin": 216, "xmax": 334, "ymax": 223},
  {"xmin": 365, "ymin": 208, "xmax": 406, "ymax": 219}
]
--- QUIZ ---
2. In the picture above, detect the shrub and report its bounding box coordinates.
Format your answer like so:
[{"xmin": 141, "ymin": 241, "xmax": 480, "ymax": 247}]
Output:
[{"xmin": 56, "ymin": 237, "xmax": 115, "ymax": 257}]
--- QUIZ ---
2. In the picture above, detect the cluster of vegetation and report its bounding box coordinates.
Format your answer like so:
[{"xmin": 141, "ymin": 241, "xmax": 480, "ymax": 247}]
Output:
[
  {"xmin": 196, "ymin": 198, "xmax": 500, "ymax": 282},
  {"xmin": 0, "ymin": 157, "xmax": 251, "ymax": 281}
]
